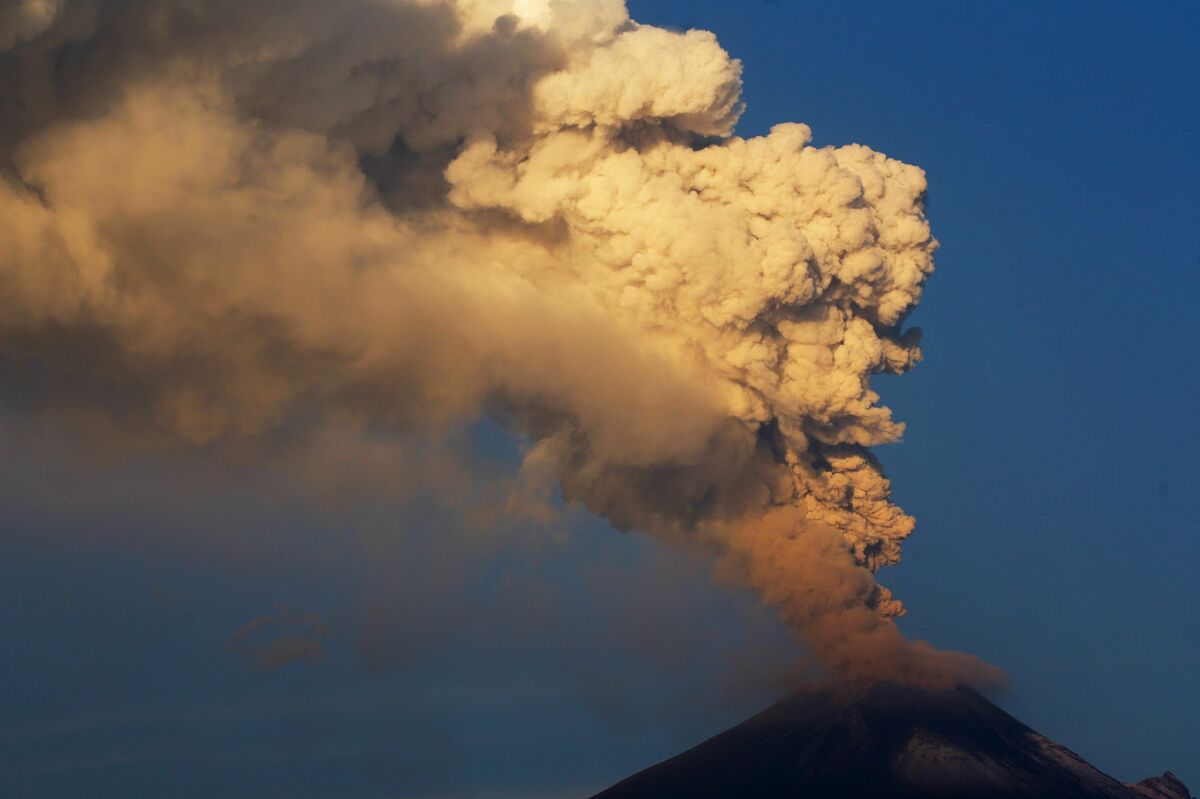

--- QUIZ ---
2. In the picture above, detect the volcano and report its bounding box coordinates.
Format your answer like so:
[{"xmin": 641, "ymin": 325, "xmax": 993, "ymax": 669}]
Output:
[{"xmin": 591, "ymin": 682, "xmax": 1192, "ymax": 799}]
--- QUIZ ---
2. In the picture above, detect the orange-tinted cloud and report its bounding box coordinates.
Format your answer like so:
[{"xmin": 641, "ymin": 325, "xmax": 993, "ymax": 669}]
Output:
[{"xmin": 0, "ymin": 0, "xmax": 999, "ymax": 687}]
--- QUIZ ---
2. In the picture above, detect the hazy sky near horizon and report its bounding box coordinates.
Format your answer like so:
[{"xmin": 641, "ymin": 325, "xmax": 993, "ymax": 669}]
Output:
[{"xmin": 2, "ymin": 1, "xmax": 1198, "ymax": 797}]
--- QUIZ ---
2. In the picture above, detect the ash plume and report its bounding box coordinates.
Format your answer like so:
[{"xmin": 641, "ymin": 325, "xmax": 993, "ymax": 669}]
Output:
[{"xmin": 0, "ymin": 0, "xmax": 1002, "ymax": 688}]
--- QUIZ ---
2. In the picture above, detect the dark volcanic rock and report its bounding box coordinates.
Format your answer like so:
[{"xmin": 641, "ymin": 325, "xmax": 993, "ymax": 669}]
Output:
[
  {"xmin": 592, "ymin": 682, "xmax": 1193, "ymax": 799},
  {"xmin": 1129, "ymin": 772, "xmax": 1194, "ymax": 799}
]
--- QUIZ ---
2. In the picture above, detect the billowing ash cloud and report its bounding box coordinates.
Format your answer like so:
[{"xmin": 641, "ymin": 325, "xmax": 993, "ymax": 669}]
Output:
[
  {"xmin": 0, "ymin": 0, "xmax": 62, "ymax": 52},
  {"xmin": 0, "ymin": 0, "xmax": 1002, "ymax": 687}
]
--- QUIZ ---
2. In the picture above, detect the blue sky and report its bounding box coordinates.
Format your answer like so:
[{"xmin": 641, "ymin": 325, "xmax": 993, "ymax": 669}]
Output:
[{"xmin": 1, "ymin": 1, "xmax": 1197, "ymax": 797}]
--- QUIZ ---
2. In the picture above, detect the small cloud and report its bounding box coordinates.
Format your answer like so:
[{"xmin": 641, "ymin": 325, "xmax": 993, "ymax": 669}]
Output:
[{"xmin": 228, "ymin": 609, "xmax": 328, "ymax": 671}]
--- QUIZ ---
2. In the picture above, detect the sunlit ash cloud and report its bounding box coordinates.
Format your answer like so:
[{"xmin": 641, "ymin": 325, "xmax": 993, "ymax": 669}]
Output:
[{"xmin": 0, "ymin": 0, "xmax": 1003, "ymax": 688}]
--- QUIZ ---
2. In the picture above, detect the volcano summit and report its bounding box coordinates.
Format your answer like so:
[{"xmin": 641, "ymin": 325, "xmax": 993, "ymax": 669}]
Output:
[{"xmin": 592, "ymin": 682, "xmax": 1193, "ymax": 799}]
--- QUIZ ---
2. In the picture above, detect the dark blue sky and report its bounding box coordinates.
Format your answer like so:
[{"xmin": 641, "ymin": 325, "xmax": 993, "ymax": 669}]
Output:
[{"xmin": 2, "ymin": 1, "xmax": 1197, "ymax": 797}]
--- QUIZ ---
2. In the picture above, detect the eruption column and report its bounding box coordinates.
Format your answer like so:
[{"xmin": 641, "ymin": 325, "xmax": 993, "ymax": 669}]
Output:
[{"xmin": 0, "ymin": 0, "xmax": 1002, "ymax": 688}]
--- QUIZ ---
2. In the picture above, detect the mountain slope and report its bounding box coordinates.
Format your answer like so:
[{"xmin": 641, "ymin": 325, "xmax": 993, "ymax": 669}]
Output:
[{"xmin": 592, "ymin": 682, "xmax": 1193, "ymax": 799}]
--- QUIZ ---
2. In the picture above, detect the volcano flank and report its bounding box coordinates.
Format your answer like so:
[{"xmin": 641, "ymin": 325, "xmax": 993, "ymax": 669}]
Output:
[{"xmin": 592, "ymin": 682, "xmax": 1193, "ymax": 799}]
